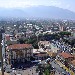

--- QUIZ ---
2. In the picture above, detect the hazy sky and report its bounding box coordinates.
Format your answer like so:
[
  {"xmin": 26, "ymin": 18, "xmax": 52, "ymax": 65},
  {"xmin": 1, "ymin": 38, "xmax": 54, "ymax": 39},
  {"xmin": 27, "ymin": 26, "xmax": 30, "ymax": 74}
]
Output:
[{"xmin": 0, "ymin": 0, "xmax": 75, "ymax": 12}]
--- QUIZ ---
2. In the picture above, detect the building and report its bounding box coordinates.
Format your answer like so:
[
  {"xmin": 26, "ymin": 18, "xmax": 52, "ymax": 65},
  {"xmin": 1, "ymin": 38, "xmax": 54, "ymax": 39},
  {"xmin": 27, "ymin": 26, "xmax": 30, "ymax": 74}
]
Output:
[
  {"xmin": 33, "ymin": 49, "xmax": 48, "ymax": 60},
  {"xmin": 56, "ymin": 52, "xmax": 74, "ymax": 67},
  {"xmin": 38, "ymin": 41, "xmax": 59, "ymax": 58},
  {"xmin": 5, "ymin": 34, "xmax": 17, "ymax": 45},
  {"xmin": 6, "ymin": 44, "xmax": 33, "ymax": 65},
  {"xmin": 46, "ymin": 43, "xmax": 59, "ymax": 58},
  {"xmin": 71, "ymin": 48, "xmax": 75, "ymax": 59},
  {"xmin": 46, "ymin": 50, "xmax": 57, "ymax": 58},
  {"xmin": 59, "ymin": 26, "xmax": 63, "ymax": 31},
  {"xmin": 15, "ymin": 32, "xmax": 25, "ymax": 39},
  {"xmin": 70, "ymin": 60, "xmax": 75, "ymax": 72},
  {"xmin": 38, "ymin": 41, "xmax": 51, "ymax": 49}
]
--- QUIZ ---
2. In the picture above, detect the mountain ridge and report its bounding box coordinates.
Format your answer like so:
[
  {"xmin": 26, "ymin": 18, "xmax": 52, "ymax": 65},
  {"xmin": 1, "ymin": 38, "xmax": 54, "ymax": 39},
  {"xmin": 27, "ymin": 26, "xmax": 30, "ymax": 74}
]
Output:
[{"xmin": 0, "ymin": 6, "xmax": 75, "ymax": 20}]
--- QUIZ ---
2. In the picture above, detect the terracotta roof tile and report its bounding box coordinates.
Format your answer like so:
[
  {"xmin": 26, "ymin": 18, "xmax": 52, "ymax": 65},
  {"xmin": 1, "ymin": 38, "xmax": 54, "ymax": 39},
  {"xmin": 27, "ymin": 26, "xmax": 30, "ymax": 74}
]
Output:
[
  {"xmin": 7, "ymin": 44, "xmax": 32, "ymax": 50},
  {"xmin": 59, "ymin": 52, "xmax": 73, "ymax": 59}
]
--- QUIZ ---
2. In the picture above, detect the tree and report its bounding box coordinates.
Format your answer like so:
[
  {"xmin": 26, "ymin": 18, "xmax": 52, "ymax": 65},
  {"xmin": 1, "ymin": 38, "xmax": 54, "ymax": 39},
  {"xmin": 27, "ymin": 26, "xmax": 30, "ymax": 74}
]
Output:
[
  {"xmin": 18, "ymin": 39, "xmax": 25, "ymax": 44},
  {"xmin": 59, "ymin": 31, "xmax": 71, "ymax": 36},
  {"xmin": 30, "ymin": 56, "xmax": 35, "ymax": 61}
]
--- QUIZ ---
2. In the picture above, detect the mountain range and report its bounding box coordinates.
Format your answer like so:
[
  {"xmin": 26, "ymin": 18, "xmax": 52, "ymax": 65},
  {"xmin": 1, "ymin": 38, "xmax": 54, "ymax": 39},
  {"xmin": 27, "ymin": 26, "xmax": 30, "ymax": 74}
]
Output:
[{"xmin": 0, "ymin": 6, "xmax": 75, "ymax": 20}]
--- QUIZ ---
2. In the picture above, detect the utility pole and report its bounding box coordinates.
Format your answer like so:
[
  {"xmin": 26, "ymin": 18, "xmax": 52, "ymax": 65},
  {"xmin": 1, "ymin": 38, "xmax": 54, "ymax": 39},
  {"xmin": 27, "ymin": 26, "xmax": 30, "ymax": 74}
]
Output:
[{"xmin": 0, "ymin": 33, "xmax": 4, "ymax": 75}]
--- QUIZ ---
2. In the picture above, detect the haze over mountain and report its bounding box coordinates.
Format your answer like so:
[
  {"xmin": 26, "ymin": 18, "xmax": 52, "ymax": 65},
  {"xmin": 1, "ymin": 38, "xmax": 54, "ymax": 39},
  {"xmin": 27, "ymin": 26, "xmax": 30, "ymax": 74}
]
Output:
[{"xmin": 0, "ymin": 6, "xmax": 75, "ymax": 20}]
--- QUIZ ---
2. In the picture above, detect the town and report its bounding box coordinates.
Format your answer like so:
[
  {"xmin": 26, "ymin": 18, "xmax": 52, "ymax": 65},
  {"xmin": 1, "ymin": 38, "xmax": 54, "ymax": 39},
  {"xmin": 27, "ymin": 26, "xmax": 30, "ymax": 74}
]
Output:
[{"xmin": 0, "ymin": 19, "xmax": 75, "ymax": 75}]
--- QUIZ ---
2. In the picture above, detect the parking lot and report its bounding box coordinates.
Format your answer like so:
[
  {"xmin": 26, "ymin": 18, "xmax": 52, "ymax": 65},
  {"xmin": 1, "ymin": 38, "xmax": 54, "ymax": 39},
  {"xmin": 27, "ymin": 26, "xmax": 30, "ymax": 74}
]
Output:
[{"xmin": 10, "ymin": 66, "xmax": 38, "ymax": 75}]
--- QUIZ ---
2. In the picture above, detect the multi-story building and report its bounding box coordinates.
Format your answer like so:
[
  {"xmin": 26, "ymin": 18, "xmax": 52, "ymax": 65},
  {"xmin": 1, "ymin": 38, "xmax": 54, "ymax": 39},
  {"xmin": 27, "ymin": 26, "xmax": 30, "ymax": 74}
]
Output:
[
  {"xmin": 56, "ymin": 52, "xmax": 74, "ymax": 67},
  {"xmin": 33, "ymin": 49, "xmax": 48, "ymax": 60},
  {"xmin": 38, "ymin": 41, "xmax": 59, "ymax": 58},
  {"xmin": 6, "ymin": 44, "xmax": 33, "ymax": 65},
  {"xmin": 70, "ymin": 60, "xmax": 75, "ymax": 72},
  {"xmin": 38, "ymin": 41, "xmax": 51, "ymax": 49}
]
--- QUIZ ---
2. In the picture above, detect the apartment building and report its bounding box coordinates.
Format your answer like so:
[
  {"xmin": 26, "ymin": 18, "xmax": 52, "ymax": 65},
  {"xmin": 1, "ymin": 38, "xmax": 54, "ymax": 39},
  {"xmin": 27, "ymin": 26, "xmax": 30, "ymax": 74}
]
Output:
[
  {"xmin": 56, "ymin": 52, "xmax": 74, "ymax": 66},
  {"xmin": 6, "ymin": 44, "xmax": 33, "ymax": 65}
]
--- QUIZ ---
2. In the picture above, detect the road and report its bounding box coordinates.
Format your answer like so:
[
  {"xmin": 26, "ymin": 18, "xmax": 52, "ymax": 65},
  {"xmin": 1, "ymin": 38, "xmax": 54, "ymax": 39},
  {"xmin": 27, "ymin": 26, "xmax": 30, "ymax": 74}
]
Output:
[
  {"xmin": 55, "ymin": 70, "xmax": 62, "ymax": 75},
  {"xmin": 50, "ymin": 60, "xmax": 68, "ymax": 75},
  {"xmin": 9, "ymin": 66, "xmax": 38, "ymax": 75},
  {"xmin": 41, "ymin": 59, "xmax": 68, "ymax": 75}
]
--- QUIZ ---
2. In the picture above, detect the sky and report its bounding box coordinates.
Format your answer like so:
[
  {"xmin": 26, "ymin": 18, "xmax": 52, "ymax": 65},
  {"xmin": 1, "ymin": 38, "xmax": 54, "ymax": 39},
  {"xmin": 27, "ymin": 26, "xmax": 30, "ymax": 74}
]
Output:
[{"xmin": 0, "ymin": 0, "xmax": 75, "ymax": 12}]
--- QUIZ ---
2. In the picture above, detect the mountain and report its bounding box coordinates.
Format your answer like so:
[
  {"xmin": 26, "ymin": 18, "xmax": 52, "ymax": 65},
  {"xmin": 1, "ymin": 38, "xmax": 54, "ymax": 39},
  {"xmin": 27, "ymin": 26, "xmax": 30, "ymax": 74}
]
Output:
[{"xmin": 0, "ymin": 6, "xmax": 75, "ymax": 19}]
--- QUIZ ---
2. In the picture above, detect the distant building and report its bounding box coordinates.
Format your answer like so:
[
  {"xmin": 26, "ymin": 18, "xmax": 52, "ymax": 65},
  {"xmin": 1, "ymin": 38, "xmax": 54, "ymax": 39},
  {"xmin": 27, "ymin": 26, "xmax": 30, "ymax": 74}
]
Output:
[
  {"xmin": 71, "ymin": 32, "xmax": 75, "ymax": 38},
  {"xmin": 59, "ymin": 26, "xmax": 63, "ymax": 31},
  {"xmin": 6, "ymin": 44, "xmax": 33, "ymax": 65},
  {"xmin": 5, "ymin": 34, "xmax": 17, "ymax": 45},
  {"xmin": 5, "ymin": 34, "xmax": 10, "ymax": 41},
  {"xmin": 15, "ymin": 32, "xmax": 25, "ymax": 39}
]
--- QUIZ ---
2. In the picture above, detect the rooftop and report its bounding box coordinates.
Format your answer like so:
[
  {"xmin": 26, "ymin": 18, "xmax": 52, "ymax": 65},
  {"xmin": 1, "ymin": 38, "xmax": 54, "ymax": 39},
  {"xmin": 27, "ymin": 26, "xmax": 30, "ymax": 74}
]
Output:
[
  {"xmin": 33, "ymin": 49, "xmax": 45, "ymax": 53},
  {"xmin": 59, "ymin": 52, "xmax": 74, "ymax": 59},
  {"xmin": 39, "ymin": 41, "xmax": 50, "ymax": 45},
  {"xmin": 7, "ymin": 44, "xmax": 32, "ymax": 50}
]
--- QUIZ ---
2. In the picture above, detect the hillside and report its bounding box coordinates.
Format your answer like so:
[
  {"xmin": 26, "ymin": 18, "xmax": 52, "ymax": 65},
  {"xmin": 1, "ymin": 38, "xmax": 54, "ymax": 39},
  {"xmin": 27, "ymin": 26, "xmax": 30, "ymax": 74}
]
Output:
[{"xmin": 0, "ymin": 6, "xmax": 75, "ymax": 19}]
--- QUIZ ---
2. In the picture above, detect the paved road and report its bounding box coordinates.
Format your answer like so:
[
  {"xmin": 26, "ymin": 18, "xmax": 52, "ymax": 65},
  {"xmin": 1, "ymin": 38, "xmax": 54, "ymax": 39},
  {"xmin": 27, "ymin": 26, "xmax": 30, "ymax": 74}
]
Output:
[
  {"xmin": 10, "ymin": 67, "xmax": 38, "ymax": 75},
  {"xmin": 55, "ymin": 70, "xmax": 62, "ymax": 75},
  {"xmin": 50, "ymin": 60, "xmax": 68, "ymax": 75},
  {"xmin": 41, "ymin": 59, "xmax": 68, "ymax": 75}
]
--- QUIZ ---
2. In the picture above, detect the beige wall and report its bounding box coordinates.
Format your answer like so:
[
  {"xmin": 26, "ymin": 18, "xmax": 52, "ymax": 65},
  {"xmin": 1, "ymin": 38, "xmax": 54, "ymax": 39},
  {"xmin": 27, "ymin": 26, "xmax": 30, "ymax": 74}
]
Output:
[{"xmin": 6, "ymin": 48, "xmax": 33, "ymax": 64}]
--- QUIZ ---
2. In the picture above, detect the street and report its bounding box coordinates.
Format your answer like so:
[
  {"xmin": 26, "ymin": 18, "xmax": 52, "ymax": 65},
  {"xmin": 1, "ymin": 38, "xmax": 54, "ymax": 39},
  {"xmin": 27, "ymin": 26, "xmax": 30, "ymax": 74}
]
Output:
[{"xmin": 50, "ymin": 60, "xmax": 68, "ymax": 75}]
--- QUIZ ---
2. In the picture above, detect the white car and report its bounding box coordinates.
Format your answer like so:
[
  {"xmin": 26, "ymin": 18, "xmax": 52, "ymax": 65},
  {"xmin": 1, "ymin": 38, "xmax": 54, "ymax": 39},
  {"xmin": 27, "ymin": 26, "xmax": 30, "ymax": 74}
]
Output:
[
  {"xmin": 12, "ymin": 68, "xmax": 16, "ymax": 70},
  {"xmin": 62, "ymin": 72, "xmax": 66, "ymax": 75},
  {"xmin": 0, "ymin": 68, "xmax": 1, "ymax": 71},
  {"xmin": 12, "ymin": 70, "xmax": 16, "ymax": 73}
]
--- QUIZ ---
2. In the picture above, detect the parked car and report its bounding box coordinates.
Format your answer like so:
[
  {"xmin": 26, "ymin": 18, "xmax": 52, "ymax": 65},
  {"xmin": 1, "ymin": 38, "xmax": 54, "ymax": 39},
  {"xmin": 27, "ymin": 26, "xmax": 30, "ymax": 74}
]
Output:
[{"xmin": 62, "ymin": 72, "xmax": 66, "ymax": 75}]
